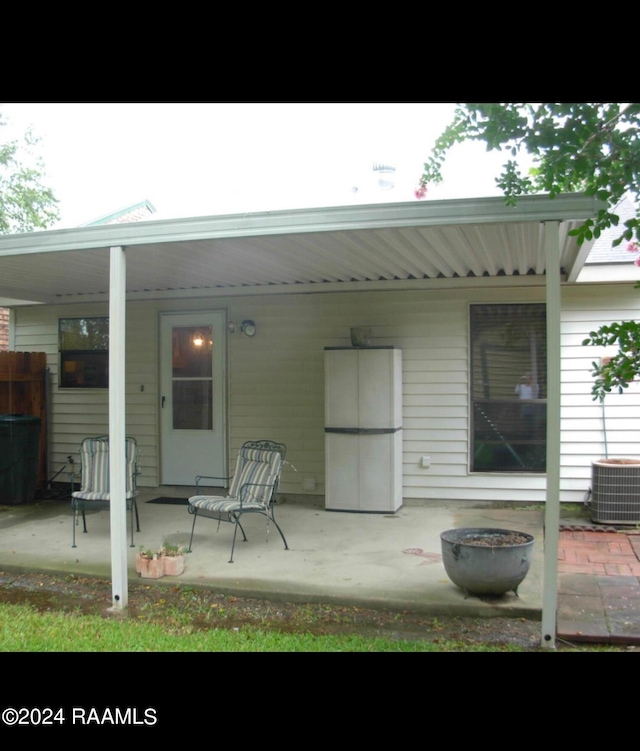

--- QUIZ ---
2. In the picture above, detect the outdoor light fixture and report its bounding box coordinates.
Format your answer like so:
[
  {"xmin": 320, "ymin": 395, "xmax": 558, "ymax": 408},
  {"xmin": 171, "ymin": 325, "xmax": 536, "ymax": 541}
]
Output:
[
  {"xmin": 227, "ymin": 320, "xmax": 256, "ymax": 336},
  {"xmin": 240, "ymin": 320, "xmax": 256, "ymax": 337}
]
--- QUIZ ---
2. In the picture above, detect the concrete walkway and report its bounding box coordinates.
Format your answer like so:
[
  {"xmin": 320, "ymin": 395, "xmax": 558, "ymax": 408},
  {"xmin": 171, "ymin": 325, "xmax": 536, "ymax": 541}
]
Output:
[
  {"xmin": 1, "ymin": 488, "xmax": 639, "ymax": 646},
  {"xmin": 0, "ymin": 490, "xmax": 544, "ymax": 619}
]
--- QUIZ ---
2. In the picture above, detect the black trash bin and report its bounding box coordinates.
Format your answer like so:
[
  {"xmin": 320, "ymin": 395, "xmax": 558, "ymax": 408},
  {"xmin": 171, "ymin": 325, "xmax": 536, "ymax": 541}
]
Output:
[{"xmin": 0, "ymin": 414, "xmax": 41, "ymax": 505}]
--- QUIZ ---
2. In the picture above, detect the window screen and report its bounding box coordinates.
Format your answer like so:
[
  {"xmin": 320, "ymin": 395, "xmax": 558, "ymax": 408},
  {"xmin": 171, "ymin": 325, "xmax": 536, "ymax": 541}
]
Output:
[
  {"xmin": 59, "ymin": 317, "xmax": 109, "ymax": 389},
  {"xmin": 470, "ymin": 304, "xmax": 546, "ymax": 472}
]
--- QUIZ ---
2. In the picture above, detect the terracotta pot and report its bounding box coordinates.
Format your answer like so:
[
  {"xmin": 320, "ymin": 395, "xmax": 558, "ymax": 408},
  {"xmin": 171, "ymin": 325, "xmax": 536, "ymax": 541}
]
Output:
[
  {"xmin": 162, "ymin": 554, "xmax": 185, "ymax": 576},
  {"xmin": 135, "ymin": 553, "xmax": 147, "ymax": 575},
  {"xmin": 135, "ymin": 553, "xmax": 165, "ymax": 579}
]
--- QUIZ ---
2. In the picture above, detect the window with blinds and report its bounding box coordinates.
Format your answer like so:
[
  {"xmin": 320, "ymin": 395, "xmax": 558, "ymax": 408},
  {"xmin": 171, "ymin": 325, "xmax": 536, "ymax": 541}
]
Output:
[
  {"xmin": 470, "ymin": 303, "xmax": 546, "ymax": 473},
  {"xmin": 59, "ymin": 317, "xmax": 109, "ymax": 389}
]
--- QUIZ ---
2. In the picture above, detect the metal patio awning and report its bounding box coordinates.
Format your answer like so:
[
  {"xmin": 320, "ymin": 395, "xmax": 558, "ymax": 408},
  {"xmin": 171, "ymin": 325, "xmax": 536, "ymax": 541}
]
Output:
[
  {"xmin": 0, "ymin": 191, "xmax": 605, "ymax": 649},
  {"xmin": 0, "ymin": 194, "xmax": 602, "ymax": 304}
]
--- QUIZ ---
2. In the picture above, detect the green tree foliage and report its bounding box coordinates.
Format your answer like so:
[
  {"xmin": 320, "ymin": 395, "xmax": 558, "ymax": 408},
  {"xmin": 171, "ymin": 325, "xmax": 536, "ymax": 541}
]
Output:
[
  {"xmin": 419, "ymin": 103, "xmax": 640, "ymax": 247},
  {"xmin": 581, "ymin": 322, "xmax": 640, "ymax": 400},
  {"xmin": 418, "ymin": 103, "xmax": 640, "ymax": 402},
  {"xmin": 0, "ymin": 107, "xmax": 59, "ymax": 234}
]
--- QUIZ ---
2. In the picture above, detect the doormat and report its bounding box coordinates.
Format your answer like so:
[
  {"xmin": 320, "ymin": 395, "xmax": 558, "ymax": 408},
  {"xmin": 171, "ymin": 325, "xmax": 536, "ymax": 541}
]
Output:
[{"xmin": 146, "ymin": 497, "xmax": 189, "ymax": 505}]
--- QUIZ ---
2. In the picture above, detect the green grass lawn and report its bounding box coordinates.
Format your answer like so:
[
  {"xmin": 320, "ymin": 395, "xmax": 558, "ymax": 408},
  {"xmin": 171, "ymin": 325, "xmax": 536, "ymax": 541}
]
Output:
[{"xmin": 0, "ymin": 601, "xmax": 529, "ymax": 652}]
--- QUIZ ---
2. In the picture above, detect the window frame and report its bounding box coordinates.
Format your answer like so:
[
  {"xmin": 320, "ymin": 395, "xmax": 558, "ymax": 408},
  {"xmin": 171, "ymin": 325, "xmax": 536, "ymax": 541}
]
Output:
[
  {"xmin": 469, "ymin": 302, "xmax": 547, "ymax": 474},
  {"xmin": 58, "ymin": 316, "xmax": 109, "ymax": 390}
]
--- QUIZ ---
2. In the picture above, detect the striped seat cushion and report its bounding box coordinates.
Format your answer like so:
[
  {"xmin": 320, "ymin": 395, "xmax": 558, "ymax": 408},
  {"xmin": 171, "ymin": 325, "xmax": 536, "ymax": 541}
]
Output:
[
  {"xmin": 72, "ymin": 491, "xmax": 113, "ymax": 501},
  {"xmin": 72, "ymin": 437, "xmax": 137, "ymax": 501},
  {"xmin": 189, "ymin": 448, "xmax": 282, "ymax": 514},
  {"xmin": 188, "ymin": 496, "xmax": 265, "ymax": 517}
]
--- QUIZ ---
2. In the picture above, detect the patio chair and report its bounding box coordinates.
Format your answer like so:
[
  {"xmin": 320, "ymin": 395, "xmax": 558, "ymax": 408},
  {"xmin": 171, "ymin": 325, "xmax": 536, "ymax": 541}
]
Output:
[
  {"xmin": 71, "ymin": 435, "xmax": 141, "ymax": 548},
  {"xmin": 187, "ymin": 439, "xmax": 288, "ymax": 563}
]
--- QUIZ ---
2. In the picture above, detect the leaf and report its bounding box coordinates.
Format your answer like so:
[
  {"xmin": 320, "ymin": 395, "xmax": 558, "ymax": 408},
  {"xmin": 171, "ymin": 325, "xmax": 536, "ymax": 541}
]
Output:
[{"xmin": 422, "ymin": 103, "xmax": 640, "ymax": 252}]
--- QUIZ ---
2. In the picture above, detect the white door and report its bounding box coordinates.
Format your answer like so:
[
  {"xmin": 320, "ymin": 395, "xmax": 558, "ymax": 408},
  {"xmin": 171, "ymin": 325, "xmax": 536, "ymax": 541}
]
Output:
[{"xmin": 160, "ymin": 312, "xmax": 227, "ymax": 486}]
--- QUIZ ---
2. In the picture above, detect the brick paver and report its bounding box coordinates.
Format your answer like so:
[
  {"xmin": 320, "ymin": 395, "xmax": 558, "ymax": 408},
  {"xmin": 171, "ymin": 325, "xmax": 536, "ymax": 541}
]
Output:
[
  {"xmin": 558, "ymin": 529, "xmax": 640, "ymax": 576},
  {"xmin": 556, "ymin": 530, "xmax": 640, "ymax": 645}
]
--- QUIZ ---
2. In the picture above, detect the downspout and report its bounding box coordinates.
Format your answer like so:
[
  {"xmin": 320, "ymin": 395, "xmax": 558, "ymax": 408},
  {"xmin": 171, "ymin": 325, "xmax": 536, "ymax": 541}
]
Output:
[
  {"xmin": 583, "ymin": 397, "xmax": 608, "ymax": 511},
  {"xmin": 45, "ymin": 367, "xmax": 51, "ymax": 491}
]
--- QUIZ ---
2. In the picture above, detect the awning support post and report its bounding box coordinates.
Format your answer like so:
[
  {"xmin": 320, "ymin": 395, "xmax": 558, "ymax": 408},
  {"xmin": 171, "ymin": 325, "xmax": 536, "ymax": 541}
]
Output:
[
  {"xmin": 109, "ymin": 245, "xmax": 128, "ymax": 611},
  {"xmin": 542, "ymin": 221, "xmax": 561, "ymax": 648}
]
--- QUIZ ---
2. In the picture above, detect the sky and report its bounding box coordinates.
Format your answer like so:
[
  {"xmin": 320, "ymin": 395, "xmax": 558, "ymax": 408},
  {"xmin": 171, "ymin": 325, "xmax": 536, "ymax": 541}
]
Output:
[{"xmin": 1, "ymin": 102, "xmax": 522, "ymax": 230}]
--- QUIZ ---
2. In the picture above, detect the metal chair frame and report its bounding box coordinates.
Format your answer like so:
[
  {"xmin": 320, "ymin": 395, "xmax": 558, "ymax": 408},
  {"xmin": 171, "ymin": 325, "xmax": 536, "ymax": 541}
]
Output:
[
  {"xmin": 71, "ymin": 435, "xmax": 140, "ymax": 548},
  {"xmin": 187, "ymin": 439, "xmax": 288, "ymax": 562}
]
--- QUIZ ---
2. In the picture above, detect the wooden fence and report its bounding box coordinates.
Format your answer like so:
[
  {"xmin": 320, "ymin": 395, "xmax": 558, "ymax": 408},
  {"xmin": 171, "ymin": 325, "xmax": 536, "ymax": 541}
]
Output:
[{"xmin": 0, "ymin": 352, "xmax": 48, "ymax": 489}]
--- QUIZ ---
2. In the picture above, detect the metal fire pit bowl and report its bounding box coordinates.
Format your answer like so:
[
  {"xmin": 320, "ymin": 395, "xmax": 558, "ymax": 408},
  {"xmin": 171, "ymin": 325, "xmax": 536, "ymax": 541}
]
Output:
[{"xmin": 440, "ymin": 527, "xmax": 535, "ymax": 597}]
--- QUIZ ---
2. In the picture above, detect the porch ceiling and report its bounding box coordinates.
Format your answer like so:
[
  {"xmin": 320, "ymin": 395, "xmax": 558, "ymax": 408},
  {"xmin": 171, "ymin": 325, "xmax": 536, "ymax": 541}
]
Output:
[{"xmin": 0, "ymin": 194, "xmax": 602, "ymax": 304}]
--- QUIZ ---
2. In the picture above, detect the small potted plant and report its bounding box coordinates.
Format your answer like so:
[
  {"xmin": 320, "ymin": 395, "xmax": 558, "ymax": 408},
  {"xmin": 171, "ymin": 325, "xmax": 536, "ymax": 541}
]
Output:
[
  {"xmin": 135, "ymin": 547, "xmax": 165, "ymax": 579},
  {"xmin": 160, "ymin": 541, "xmax": 186, "ymax": 576}
]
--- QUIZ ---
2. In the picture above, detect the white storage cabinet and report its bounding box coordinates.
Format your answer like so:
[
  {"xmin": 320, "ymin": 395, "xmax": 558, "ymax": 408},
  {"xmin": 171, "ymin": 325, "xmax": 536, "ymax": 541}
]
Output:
[{"xmin": 324, "ymin": 346, "xmax": 402, "ymax": 512}]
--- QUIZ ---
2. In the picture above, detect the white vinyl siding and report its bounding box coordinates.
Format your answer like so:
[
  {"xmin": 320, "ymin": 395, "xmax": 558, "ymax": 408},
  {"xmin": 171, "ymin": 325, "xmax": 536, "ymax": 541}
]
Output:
[
  {"xmin": 13, "ymin": 303, "xmax": 159, "ymax": 487},
  {"xmin": 11, "ymin": 281, "xmax": 640, "ymax": 504},
  {"xmin": 561, "ymin": 284, "xmax": 640, "ymax": 501}
]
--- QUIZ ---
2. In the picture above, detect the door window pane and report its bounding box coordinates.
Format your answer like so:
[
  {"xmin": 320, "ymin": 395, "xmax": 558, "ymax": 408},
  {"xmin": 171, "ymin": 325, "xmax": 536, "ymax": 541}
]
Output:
[
  {"xmin": 470, "ymin": 304, "xmax": 546, "ymax": 472},
  {"xmin": 172, "ymin": 326, "xmax": 212, "ymax": 377},
  {"xmin": 171, "ymin": 325, "xmax": 213, "ymax": 431},
  {"xmin": 173, "ymin": 381, "xmax": 213, "ymax": 430}
]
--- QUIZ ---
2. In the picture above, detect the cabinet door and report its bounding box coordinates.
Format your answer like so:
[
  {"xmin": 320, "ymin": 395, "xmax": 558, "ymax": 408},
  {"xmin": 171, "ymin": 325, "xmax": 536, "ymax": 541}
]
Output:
[
  {"xmin": 358, "ymin": 349, "xmax": 401, "ymax": 429},
  {"xmin": 325, "ymin": 433, "xmax": 360, "ymax": 510},
  {"xmin": 325, "ymin": 349, "xmax": 359, "ymax": 428},
  {"xmin": 359, "ymin": 432, "xmax": 402, "ymax": 512},
  {"xmin": 326, "ymin": 348, "xmax": 402, "ymax": 429},
  {"xmin": 326, "ymin": 431, "xmax": 403, "ymax": 512}
]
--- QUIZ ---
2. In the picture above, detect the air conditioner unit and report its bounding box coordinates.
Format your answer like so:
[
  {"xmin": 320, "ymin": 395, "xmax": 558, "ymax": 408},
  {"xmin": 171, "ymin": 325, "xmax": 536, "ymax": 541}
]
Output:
[{"xmin": 590, "ymin": 459, "xmax": 640, "ymax": 525}]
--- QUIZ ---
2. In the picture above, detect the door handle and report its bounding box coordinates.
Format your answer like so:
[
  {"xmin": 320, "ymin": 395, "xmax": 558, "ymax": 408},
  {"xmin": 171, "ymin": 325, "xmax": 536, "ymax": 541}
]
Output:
[{"xmin": 162, "ymin": 396, "xmax": 166, "ymax": 409}]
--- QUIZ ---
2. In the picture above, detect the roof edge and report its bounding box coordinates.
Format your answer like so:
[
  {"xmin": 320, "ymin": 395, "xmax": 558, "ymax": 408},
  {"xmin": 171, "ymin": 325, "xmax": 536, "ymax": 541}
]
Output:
[{"xmin": 0, "ymin": 193, "xmax": 605, "ymax": 258}]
